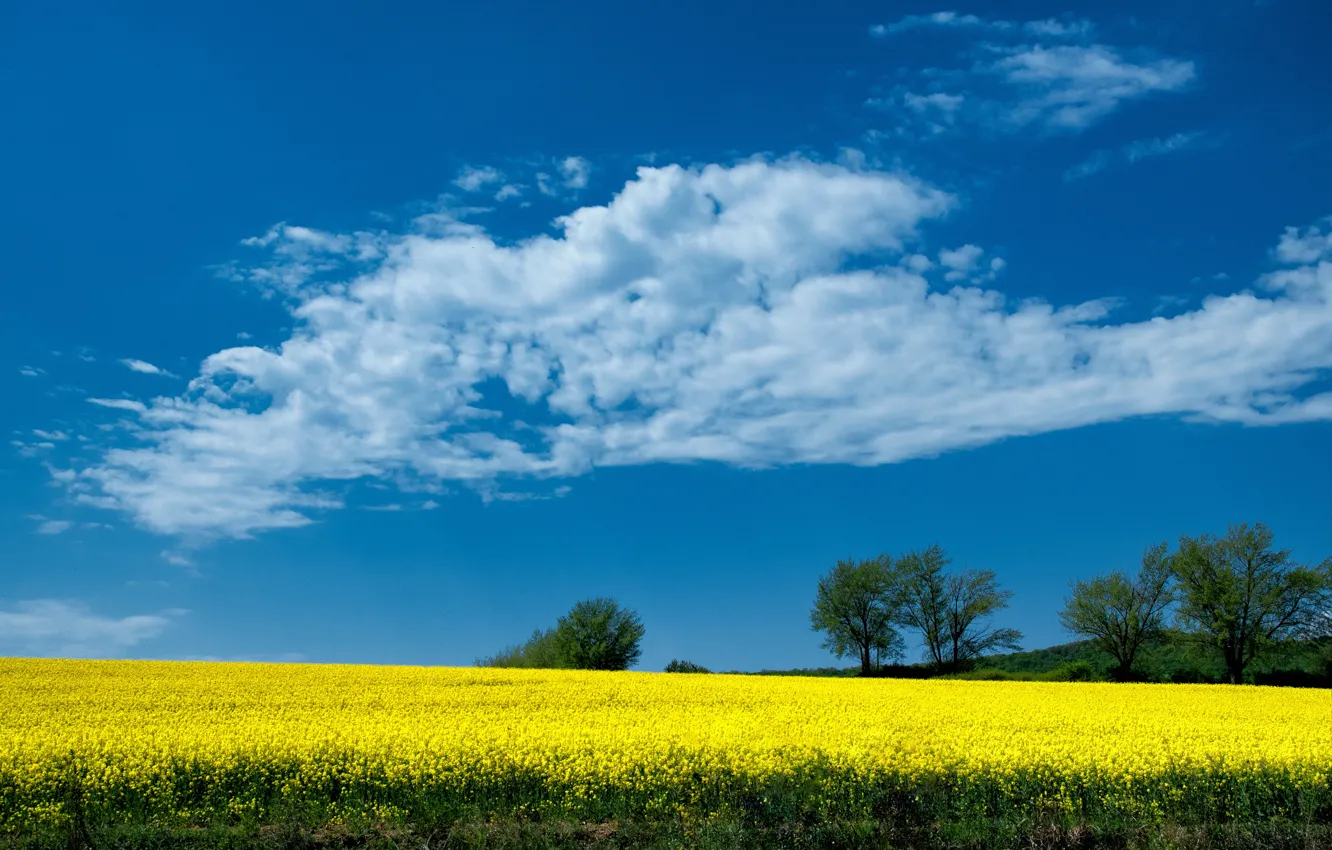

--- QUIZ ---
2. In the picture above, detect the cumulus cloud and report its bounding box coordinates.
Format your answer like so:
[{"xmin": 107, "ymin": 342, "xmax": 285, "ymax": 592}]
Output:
[
  {"xmin": 44, "ymin": 157, "xmax": 1332, "ymax": 541},
  {"xmin": 0, "ymin": 599, "xmax": 184, "ymax": 658}
]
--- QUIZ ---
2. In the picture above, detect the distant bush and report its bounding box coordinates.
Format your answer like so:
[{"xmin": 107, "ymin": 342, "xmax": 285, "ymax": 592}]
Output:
[
  {"xmin": 664, "ymin": 659, "xmax": 710, "ymax": 673},
  {"xmin": 862, "ymin": 664, "xmax": 934, "ymax": 679},
  {"xmin": 1252, "ymin": 668, "xmax": 1332, "ymax": 689},
  {"xmin": 1169, "ymin": 668, "xmax": 1217, "ymax": 685},
  {"xmin": 1044, "ymin": 660, "xmax": 1099, "ymax": 682},
  {"xmin": 476, "ymin": 627, "xmax": 566, "ymax": 669},
  {"xmin": 938, "ymin": 668, "xmax": 1037, "ymax": 682}
]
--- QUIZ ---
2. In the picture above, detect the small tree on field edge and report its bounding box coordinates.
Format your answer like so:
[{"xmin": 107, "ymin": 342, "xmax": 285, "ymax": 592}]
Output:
[
  {"xmin": 1059, "ymin": 542, "xmax": 1175, "ymax": 681},
  {"xmin": 810, "ymin": 554, "xmax": 904, "ymax": 675},
  {"xmin": 552, "ymin": 597, "xmax": 646, "ymax": 671}
]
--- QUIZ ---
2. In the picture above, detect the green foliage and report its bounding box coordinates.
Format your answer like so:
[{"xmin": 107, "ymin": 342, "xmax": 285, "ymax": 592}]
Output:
[
  {"xmin": 1045, "ymin": 660, "xmax": 1098, "ymax": 681},
  {"xmin": 664, "ymin": 659, "xmax": 711, "ymax": 673},
  {"xmin": 809, "ymin": 554, "xmax": 904, "ymax": 674},
  {"xmin": 1059, "ymin": 542, "xmax": 1174, "ymax": 681},
  {"xmin": 552, "ymin": 597, "xmax": 646, "ymax": 671},
  {"xmin": 897, "ymin": 545, "xmax": 1022, "ymax": 672},
  {"xmin": 475, "ymin": 627, "xmax": 566, "ymax": 669},
  {"xmin": 1172, "ymin": 522, "xmax": 1332, "ymax": 684}
]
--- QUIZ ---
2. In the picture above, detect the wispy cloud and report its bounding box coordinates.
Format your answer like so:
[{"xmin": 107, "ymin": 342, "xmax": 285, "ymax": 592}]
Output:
[
  {"xmin": 996, "ymin": 46, "xmax": 1195, "ymax": 131},
  {"xmin": 121, "ymin": 359, "xmax": 178, "ymax": 377},
  {"xmin": 18, "ymin": 366, "xmax": 44, "ymax": 377},
  {"xmin": 1124, "ymin": 131, "xmax": 1207, "ymax": 162},
  {"xmin": 160, "ymin": 550, "xmax": 195, "ymax": 568},
  {"xmin": 453, "ymin": 165, "xmax": 504, "ymax": 192},
  {"xmin": 0, "ymin": 599, "xmax": 185, "ymax": 658},
  {"xmin": 871, "ymin": 11, "xmax": 1095, "ymax": 41},
  {"xmin": 88, "ymin": 397, "xmax": 148, "ymax": 413},
  {"xmin": 1065, "ymin": 131, "xmax": 1210, "ymax": 182},
  {"xmin": 39, "ymin": 158, "xmax": 1332, "ymax": 541},
  {"xmin": 867, "ymin": 13, "xmax": 1193, "ymax": 137}
]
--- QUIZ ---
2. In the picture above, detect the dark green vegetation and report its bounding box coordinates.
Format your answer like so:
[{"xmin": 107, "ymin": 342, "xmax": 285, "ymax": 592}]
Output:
[
  {"xmin": 809, "ymin": 522, "xmax": 1332, "ymax": 685},
  {"xmin": 10, "ymin": 819, "xmax": 1332, "ymax": 850},
  {"xmin": 477, "ymin": 598, "xmax": 645, "ymax": 671}
]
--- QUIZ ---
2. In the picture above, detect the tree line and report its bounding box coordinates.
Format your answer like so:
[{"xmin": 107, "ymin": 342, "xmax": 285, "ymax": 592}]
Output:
[
  {"xmin": 477, "ymin": 521, "xmax": 1331, "ymax": 684},
  {"xmin": 812, "ymin": 522, "xmax": 1332, "ymax": 684}
]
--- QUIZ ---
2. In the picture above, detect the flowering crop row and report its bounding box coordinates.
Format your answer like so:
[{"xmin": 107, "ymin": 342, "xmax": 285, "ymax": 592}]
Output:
[{"xmin": 2, "ymin": 658, "xmax": 1329, "ymax": 831}]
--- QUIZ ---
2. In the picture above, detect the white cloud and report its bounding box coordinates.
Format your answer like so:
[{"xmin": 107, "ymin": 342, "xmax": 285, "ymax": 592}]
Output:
[
  {"xmin": 0, "ymin": 599, "xmax": 184, "ymax": 658},
  {"xmin": 996, "ymin": 46, "xmax": 1195, "ymax": 130},
  {"xmin": 871, "ymin": 11, "xmax": 989, "ymax": 37},
  {"xmin": 34, "ymin": 519, "xmax": 74, "ymax": 535},
  {"xmin": 121, "ymin": 359, "xmax": 178, "ymax": 377},
  {"xmin": 1274, "ymin": 216, "xmax": 1332, "ymax": 265},
  {"xmin": 32, "ymin": 429, "xmax": 69, "ymax": 441},
  {"xmin": 870, "ymin": 20, "xmax": 1192, "ymax": 137},
  {"xmin": 494, "ymin": 184, "xmax": 522, "ymax": 201},
  {"xmin": 237, "ymin": 332, "xmax": 253, "ymax": 340},
  {"xmin": 1065, "ymin": 131, "xmax": 1208, "ymax": 182},
  {"xmin": 45, "ymin": 157, "xmax": 1332, "ymax": 541},
  {"xmin": 88, "ymin": 398, "xmax": 147, "ymax": 413},
  {"xmin": 160, "ymin": 550, "xmax": 194, "ymax": 567},
  {"xmin": 1064, "ymin": 149, "xmax": 1113, "ymax": 182},
  {"xmin": 19, "ymin": 366, "xmax": 43, "ymax": 377},
  {"xmin": 1124, "ymin": 131, "xmax": 1206, "ymax": 162},
  {"xmin": 870, "ymin": 11, "xmax": 1093, "ymax": 41},
  {"xmin": 560, "ymin": 156, "xmax": 592, "ymax": 190},
  {"xmin": 453, "ymin": 166, "xmax": 504, "ymax": 192}
]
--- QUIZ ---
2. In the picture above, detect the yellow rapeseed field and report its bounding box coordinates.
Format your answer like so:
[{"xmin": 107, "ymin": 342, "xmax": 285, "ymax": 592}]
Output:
[{"xmin": 2, "ymin": 658, "xmax": 1329, "ymax": 831}]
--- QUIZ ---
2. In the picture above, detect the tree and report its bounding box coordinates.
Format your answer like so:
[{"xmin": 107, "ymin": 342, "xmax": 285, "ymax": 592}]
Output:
[
  {"xmin": 899, "ymin": 544, "xmax": 1022, "ymax": 672},
  {"xmin": 552, "ymin": 597, "xmax": 646, "ymax": 671},
  {"xmin": 664, "ymin": 659, "xmax": 710, "ymax": 673},
  {"xmin": 476, "ymin": 627, "xmax": 565, "ymax": 668},
  {"xmin": 1171, "ymin": 522, "xmax": 1332, "ymax": 684},
  {"xmin": 809, "ymin": 554, "xmax": 904, "ymax": 675},
  {"xmin": 1058, "ymin": 542, "xmax": 1175, "ymax": 681}
]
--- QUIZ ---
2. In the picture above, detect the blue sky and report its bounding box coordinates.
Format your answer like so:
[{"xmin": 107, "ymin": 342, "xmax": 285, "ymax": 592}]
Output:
[{"xmin": 3, "ymin": 0, "xmax": 1330, "ymax": 670}]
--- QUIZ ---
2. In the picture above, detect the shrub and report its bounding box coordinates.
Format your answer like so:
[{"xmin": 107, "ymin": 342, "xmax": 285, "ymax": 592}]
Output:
[
  {"xmin": 476, "ymin": 627, "xmax": 565, "ymax": 668},
  {"xmin": 664, "ymin": 659, "xmax": 711, "ymax": 673},
  {"xmin": 1044, "ymin": 661, "xmax": 1099, "ymax": 682}
]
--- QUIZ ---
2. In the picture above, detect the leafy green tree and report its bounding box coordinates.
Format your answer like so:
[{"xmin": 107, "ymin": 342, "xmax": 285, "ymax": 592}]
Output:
[
  {"xmin": 1171, "ymin": 522, "xmax": 1332, "ymax": 684},
  {"xmin": 552, "ymin": 597, "xmax": 646, "ymax": 671},
  {"xmin": 475, "ymin": 627, "xmax": 565, "ymax": 668},
  {"xmin": 899, "ymin": 544, "xmax": 1022, "ymax": 672},
  {"xmin": 1058, "ymin": 542, "xmax": 1175, "ymax": 681},
  {"xmin": 809, "ymin": 554, "xmax": 904, "ymax": 675}
]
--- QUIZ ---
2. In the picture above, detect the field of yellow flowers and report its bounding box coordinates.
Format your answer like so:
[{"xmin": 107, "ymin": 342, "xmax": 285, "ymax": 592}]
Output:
[{"xmin": 2, "ymin": 658, "xmax": 1330, "ymax": 833}]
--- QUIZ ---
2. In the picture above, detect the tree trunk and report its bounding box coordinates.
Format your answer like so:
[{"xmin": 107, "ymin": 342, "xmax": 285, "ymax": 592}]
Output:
[{"xmin": 861, "ymin": 645, "xmax": 872, "ymax": 676}]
